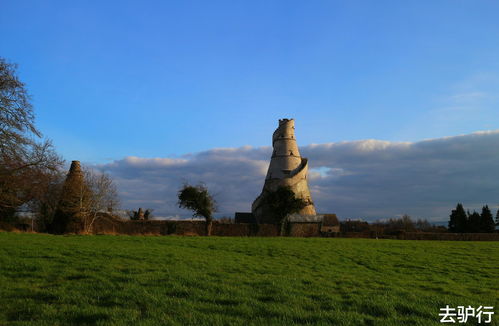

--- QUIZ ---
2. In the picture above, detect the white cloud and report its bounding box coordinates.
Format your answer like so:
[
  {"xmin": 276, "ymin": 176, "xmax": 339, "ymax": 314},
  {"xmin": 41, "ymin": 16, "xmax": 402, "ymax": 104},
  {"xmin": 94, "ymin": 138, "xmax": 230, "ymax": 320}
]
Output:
[
  {"xmin": 448, "ymin": 91, "xmax": 487, "ymax": 104},
  {"xmin": 93, "ymin": 130, "xmax": 499, "ymax": 222}
]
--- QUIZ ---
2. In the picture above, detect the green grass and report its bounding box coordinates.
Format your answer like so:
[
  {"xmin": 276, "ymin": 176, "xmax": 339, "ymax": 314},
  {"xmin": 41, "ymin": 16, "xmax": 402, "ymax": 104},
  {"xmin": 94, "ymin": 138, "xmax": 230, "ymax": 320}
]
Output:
[{"xmin": 0, "ymin": 233, "xmax": 498, "ymax": 325}]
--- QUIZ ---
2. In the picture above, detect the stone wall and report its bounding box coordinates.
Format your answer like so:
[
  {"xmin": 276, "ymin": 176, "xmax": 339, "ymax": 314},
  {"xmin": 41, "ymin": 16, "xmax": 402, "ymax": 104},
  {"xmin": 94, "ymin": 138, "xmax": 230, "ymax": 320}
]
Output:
[
  {"xmin": 92, "ymin": 214, "xmax": 304, "ymax": 237},
  {"xmin": 212, "ymin": 223, "xmax": 251, "ymax": 236},
  {"xmin": 288, "ymin": 223, "xmax": 321, "ymax": 237},
  {"xmin": 93, "ymin": 216, "xmax": 206, "ymax": 236},
  {"xmin": 90, "ymin": 215, "xmax": 499, "ymax": 240}
]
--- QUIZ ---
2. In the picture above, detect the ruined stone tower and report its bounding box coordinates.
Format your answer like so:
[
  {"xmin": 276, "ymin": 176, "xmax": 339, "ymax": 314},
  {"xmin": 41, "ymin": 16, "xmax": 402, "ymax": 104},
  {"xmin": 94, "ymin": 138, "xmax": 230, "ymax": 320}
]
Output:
[
  {"xmin": 50, "ymin": 160, "xmax": 88, "ymax": 233},
  {"xmin": 252, "ymin": 119, "xmax": 316, "ymax": 223},
  {"xmin": 66, "ymin": 160, "xmax": 83, "ymax": 182}
]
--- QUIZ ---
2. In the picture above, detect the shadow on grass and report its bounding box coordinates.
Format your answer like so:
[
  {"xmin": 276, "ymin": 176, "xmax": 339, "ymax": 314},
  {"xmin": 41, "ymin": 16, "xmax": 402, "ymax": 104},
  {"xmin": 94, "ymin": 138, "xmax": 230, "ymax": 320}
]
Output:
[{"xmin": 68, "ymin": 312, "xmax": 110, "ymax": 325}]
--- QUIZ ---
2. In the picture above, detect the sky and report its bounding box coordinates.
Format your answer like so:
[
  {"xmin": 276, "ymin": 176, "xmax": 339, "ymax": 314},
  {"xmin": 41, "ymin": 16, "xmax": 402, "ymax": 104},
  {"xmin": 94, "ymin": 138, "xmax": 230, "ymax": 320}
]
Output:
[{"xmin": 2, "ymin": 1, "xmax": 499, "ymax": 221}]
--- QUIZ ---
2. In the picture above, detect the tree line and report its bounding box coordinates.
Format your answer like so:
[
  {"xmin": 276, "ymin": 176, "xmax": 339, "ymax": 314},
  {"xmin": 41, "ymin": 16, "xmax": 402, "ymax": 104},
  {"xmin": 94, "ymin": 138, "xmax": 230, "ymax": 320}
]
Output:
[
  {"xmin": 340, "ymin": 215, "xmax": 447, "ymax": 235},
  {"xmin": 448, "ymin": 203, "xmax": 497, "ymax": 233}
]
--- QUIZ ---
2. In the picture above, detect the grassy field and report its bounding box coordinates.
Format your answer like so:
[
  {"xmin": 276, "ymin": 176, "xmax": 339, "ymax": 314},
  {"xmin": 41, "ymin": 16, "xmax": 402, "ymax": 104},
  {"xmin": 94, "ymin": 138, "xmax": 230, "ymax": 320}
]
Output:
[{"xmin": 0, "ymin": 232, "xmax": 498, "ymax": 325}]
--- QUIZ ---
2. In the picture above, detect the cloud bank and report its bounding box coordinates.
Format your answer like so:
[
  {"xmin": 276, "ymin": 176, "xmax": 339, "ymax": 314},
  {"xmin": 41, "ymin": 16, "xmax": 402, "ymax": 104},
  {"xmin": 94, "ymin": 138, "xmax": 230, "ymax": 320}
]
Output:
[{"xmin": 95, "ymin": 131, "xmax": 499, "ymax": 222}]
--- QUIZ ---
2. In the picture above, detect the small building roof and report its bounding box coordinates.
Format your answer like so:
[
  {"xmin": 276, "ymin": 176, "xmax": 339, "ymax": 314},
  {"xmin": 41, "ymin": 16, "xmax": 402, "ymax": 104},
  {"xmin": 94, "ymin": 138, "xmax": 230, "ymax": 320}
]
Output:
[
  {"xmin": 322, "ymin": 214, "xmax": 339, "ymax": 226},
  {"xmin": 234, "ymin": 212, "xmax": 257, "ymax": 224}
]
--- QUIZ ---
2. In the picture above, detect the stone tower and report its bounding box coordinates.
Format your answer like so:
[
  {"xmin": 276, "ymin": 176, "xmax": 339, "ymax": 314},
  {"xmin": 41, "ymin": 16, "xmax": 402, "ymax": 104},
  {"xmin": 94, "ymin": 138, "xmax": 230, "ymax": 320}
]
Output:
[
  {"xmin": 252, "ymin": 119, "xmax": 316, "ymax": 223},
  {"xmin": 67, "ymin": 160, "xmax": 83, "ymax": 180},
  {"xmin": 50, "ymin": 160, "xmax": 87, "ymax": 233}
]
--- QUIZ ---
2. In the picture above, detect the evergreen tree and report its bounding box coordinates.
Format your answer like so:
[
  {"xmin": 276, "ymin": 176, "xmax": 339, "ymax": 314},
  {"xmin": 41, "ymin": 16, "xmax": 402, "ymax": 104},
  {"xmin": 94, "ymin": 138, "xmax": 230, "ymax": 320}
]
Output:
[
  {"xmin": 448, "ymin": 203, "xmax": 467, "ymax": 233},
  {"xmin": 467, "ymin": 211, "xmax": 481, "ymax": 233},
  {"xmin": 480, "ymin": 205, "xmax": 495, "ymax": 233},
  {"xmin": 496, "ymin": 209, "xmax": 499, "ymax": 226}
]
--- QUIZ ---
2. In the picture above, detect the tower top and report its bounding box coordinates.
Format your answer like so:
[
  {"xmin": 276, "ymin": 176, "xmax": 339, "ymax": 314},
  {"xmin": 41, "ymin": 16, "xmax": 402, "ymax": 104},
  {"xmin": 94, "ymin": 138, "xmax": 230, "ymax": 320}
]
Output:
[
  {"xmin": 278, "ymin": 118, "xmax": 294, "ymax": 125},
  {"xmin": 68, "ymin": 160, "xmax": 82, "ymax": 175}
]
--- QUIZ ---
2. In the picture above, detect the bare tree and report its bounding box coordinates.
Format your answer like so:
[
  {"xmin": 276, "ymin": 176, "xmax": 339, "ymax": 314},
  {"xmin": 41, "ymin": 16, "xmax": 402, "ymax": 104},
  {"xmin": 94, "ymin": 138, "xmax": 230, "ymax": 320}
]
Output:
[
  {"xmin": 31, "ymin": 170, "xmax": 66, "ymax": 232},
  {"xmin": 0, "ymin": 58, "xmax": 39, "ymax": 154},
  {"xmin": 49, "ymin": 165, "xmax": 120, "ymax": 234},
  {"xmin": 81, "ymin": 168, "xmax": 120, "ymax": 233},
  {"xmin": 0, "ymin": 58, "xmax": 64, "ymax": 222}
]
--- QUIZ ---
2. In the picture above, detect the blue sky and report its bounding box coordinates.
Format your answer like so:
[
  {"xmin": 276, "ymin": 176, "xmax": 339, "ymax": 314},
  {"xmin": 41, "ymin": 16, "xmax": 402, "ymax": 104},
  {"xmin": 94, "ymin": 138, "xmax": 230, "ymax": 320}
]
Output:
[
  {"xmin": 2, "ymin": 1, "xmax": 499, "ymax": 219},
  {"xmin": 2, "ymin": 0, "xmax": 499, "ymax": 163}
]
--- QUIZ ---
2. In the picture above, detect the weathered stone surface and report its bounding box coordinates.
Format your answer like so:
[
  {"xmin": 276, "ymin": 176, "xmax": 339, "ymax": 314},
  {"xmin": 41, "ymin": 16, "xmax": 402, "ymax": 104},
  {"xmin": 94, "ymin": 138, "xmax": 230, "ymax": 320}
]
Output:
[
  {"xmin": 50, "ymin": 160, "xmax": 87, "ymax": 234},
  {"xmin": 67, "ymin": 160, "xmax": 83, "ymax": 177},
  {"xmin": 252, "ymin": 119, "xmax": 316, "ymax": 223},
  {"xmin": 287, "ymin": 213, "xmax": 323, "ymax": 223}
]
